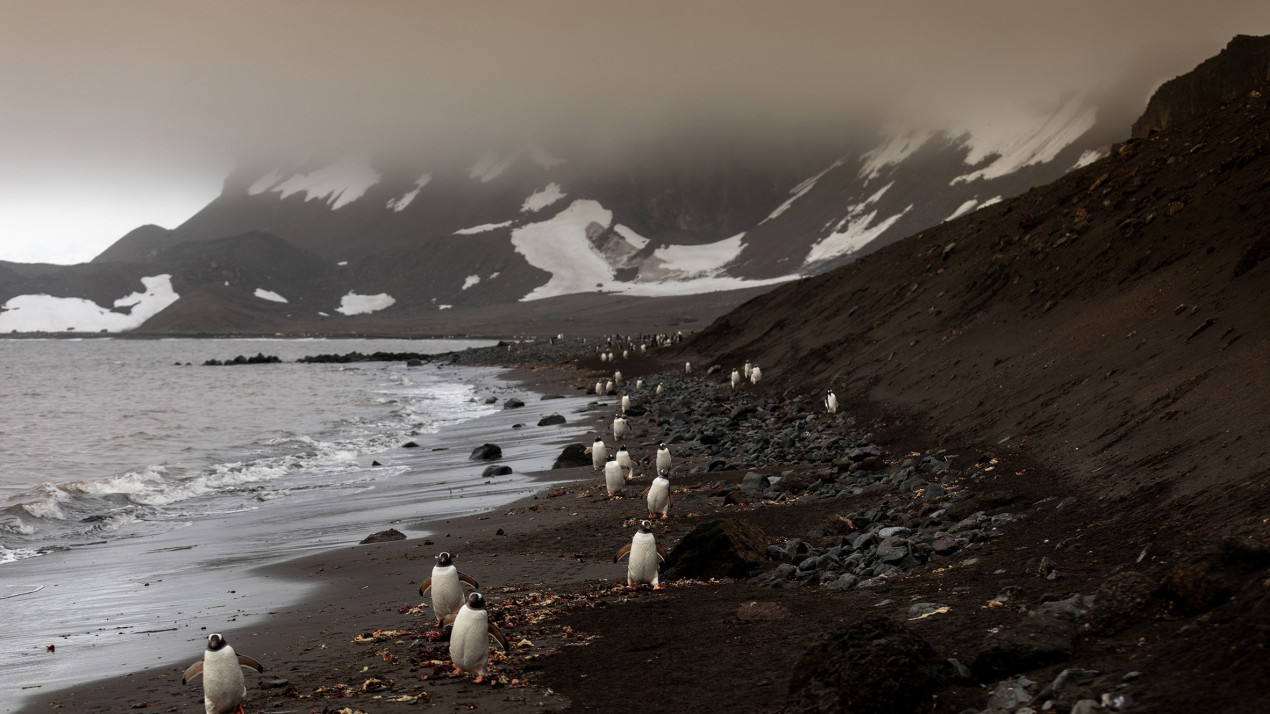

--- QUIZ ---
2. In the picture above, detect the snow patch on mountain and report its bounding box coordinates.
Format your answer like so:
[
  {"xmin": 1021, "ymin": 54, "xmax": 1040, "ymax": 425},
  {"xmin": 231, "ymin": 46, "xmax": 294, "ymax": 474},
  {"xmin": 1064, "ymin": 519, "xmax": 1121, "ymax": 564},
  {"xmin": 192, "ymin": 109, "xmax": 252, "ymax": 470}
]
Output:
[
  {"xmin": 462, "ymin": 275, "xmax": 481, "ymax": 290},
  {"xmin": 805, "ymin": 207, "xmax": 913, "ymax": 266},
  {"xmin": 470, "ymin": 152, "xmax": 518, "ymax": 183},
  {"xmin": 249, "ymin": 158, "xmax": 382, "ymax": 209},
  {"xmin": 336, "ymin": 292, "xmax": 395, "ymax": 315},
  {"xmin": 953, "ymin": 97, "xmax": 1097, "ymax": 184},
  {"xmin": 514, "ymin": 200, "xmax": 616, "ymax": 301},
  {"xmin": 386, "ymin": 174, "xmax": 432, "ymax": 212},
  {"xmin": 0, "ymin": 275, "xmax": 179, "ymax": 333},
  {"xmin": 613, "ymin": 225, "xmax": 649, "ymax": 250},
  {"xmin": 254, "ymin": 288, "xmax": 288, "ymax": 303},
  {"xmin": 653, "ymin": 234, "xmax": 745, "ymax": 277},
  {"xmin": 455, "ymin": 220, "xmax": 513, "ymax": 235},
  {"xmin": 1073, "ymin": 149, "xmax": 1107, "ymax": 170},
  {"xmin": 522, "ymin": 183, "xmax": 565, "ymax": 213},
  {"xmin": 762, "ymin": 159, "xmax": 845, "ymax": 223},
  {"xmin": 860, "ymin": 130, "xmax": 935, "ymax": 183}
]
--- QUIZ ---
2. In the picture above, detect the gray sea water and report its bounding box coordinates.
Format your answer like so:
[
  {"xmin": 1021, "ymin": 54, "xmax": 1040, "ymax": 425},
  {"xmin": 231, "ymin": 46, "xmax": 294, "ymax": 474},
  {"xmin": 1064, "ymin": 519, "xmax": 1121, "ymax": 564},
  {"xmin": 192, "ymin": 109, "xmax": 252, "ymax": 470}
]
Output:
[{"xmin": 0, "ymin": 338, "xmax": 594, "ymax": 710}]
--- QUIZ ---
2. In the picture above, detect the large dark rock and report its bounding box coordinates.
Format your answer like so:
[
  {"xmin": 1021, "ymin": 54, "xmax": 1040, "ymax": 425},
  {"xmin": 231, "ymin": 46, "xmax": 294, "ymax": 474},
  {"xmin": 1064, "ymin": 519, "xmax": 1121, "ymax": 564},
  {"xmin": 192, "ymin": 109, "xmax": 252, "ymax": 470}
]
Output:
[
  {"xmin": 972, "ymin": 611, "xmax": 1077, "ymax": 680},
  {"xmin": 482, "ymin": 464, "xmax": 512, "ymax": 477},
  {"xmin": 552, "ymin": 443, "xmax": 590, "ymax": 469},
  {"xmin": 504, "ymin": 398, "xmax": 525, "ymax": 409},
  {"xmin": 787, "ymin": 615, "xmax": 946, "ymax": 714},
  {"xmin": 360, "ymin": 528, "xmax": 406, "ymax": 544},
  {"xmin": 1088, "ymin": 571, "xmax": 1157, "ymax": 633},
  {"xmin": 470, "ymin": 443, "xmax": 502, "ymax": 460},
  {"xmin": 537, "ymin": 413, "xmax": 567, "ymax": 426},
  {"xmin": 663, "ymin": 518, "xmax": 768, "ymax": 581}
]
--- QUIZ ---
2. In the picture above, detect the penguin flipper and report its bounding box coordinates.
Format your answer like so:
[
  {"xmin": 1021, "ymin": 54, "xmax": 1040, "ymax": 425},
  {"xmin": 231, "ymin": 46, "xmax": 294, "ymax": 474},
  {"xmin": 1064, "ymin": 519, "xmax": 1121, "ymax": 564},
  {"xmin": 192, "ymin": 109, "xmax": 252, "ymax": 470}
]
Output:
[
  {"xmin": 419, "ymin": 577, "xmax": 432, "ymax": 597},
  {"xmin": 458, "ymin": 573, "xmax": 480, "ymax": 589},
  {"xmin": 237, "ymin": 654, "xmax": 265, "ymax": 673},
  {"xmin": 656, "ymin": 545, "xmax": 668, "ymax": 561},
  {"xmin": 614, "ymin": 544, "xmax": 631, "ymax": 563},
  {"xmin": 668, "ymin": 492, "xmax": 674, "ymax": 506},
  {"xmin": 640, "ymin": 485, "xmax": 651, "ymax": 498},
  {"xmin": 181, "ymin": 660, "xmax": 203, "ymax": 685},
  {"xmin": 488, "ymin": 622, "xmax": 509, "ymax": 651}
]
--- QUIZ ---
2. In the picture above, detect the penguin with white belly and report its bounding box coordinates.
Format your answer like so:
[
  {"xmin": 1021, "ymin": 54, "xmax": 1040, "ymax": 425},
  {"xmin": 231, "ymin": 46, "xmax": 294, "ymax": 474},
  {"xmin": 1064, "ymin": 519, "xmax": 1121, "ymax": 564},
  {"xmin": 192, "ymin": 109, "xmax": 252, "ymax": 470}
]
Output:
[
  {"xmin": 604, "ymin": 456, "xmax": 626, "ymax": 497},
  {"xmin": 443, "ymin": 592, "xmax": 508, "ymax": 683},
  {"xmin": 825, "ymin": 389, "xmax": 838, "ymax": 414},
  {"xmin": 655, "ymin": 443, "xmax": 672, "ymax": 474},
  {"xmin": 615, "ymin": 445, "xmax": 636, "ymax": 480},
  {"xmin": 612, "ymin": 415, "xmax": 630, "ymax": 442},
  {"xmin": 182, "ymin": 633, "xmax": 265, "ymax": 714},
  {"xmin": 642, "ymin": 469, "xmax": 673, "ymax": 519},
  {"xmin": 418, "ymin": 552, "xmax": 480, "ymax": 626},
  {"xmin": 614, "ymin": 520, "xmax": 668, "ymax": 588},
  {"xmin": 590, "ymin": 435, "xmax": 608, "ymax": 471}
]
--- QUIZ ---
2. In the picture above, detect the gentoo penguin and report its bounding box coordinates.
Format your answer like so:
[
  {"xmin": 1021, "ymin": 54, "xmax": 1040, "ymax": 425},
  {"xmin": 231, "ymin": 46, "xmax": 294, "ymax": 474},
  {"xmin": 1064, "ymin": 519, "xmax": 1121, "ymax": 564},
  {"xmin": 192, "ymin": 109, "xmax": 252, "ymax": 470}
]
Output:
[
  {"xmin": 744, "ymin": 361, "xmax": 753, "ymax": 379},
  {"xmin": 655, "ymin": 383, "xmax": 665, "ymax": 397},
  {"xmin": 182, "ymin": 633, "xmax": 265, "ymax": 714},
  {"xmin": 604, "ymin": 456, "xmax": 626, "ymax": 496},
  {"xmin": 604, "ymin": 379, "xmax": 614, "ymax": 394},
  {"xmin": 750, "ymin": 365, "xmax": 763, "ymax": 385},
  {"xmin": 594, "ymin": 380, "xmax": 604, "ymax": 396},
  {"xmin": 614, "ymin": 520, "xmax": 668, "ymax": 588},
  {"xmin": 684, "ymin": 361, "xmax": 692, "ymax": 374},
  {"xmin": 655, "ymin": 443, "xmax": 672, "ymax": 474},
  {"xmin": 620, "ymin": 394, "xmax": 631, "ymax": 414},
  {"xmin": 590, "ymin": 436, "xmax": 608, "ymax": 471},
  {"xmin": 730, "ymin": 369, "xmax": 742, "ymax": 390},
  {"xmin": 612, "ymin": 415, "xmax": 629, "ymax": 442},
  {"xmin": 642, "ymin": 469, "xmax": 673, "ymax": 519},
  {"xmin": 443, "ymin": 592, "xmax": 508, "ymax": 683},
  {"xmin": 635, "ymin": 378, "xmax": 645, "ymax": 390},
  {"xmin": 613, "ymin": 369, "xmax": 623, "ymax": 384},
  {"xmin": 825, "ymin": 389, "xmax": 838, "ymax": 414},
  {"xmin": 418, "ymin": 552, "xmax": 479, "ymax": 626},
  {"xmin": 616, "ymin": 445, "xmax": 635, "ymax": 479}
]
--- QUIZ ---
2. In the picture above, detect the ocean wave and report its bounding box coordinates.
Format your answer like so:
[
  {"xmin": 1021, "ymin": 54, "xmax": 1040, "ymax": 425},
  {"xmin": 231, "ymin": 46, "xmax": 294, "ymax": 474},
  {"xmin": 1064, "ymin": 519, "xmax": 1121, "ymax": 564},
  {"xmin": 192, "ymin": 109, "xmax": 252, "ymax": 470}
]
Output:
[{"xmin": 0, "ymin": 546, "xmax": 40, "ymax": 565}]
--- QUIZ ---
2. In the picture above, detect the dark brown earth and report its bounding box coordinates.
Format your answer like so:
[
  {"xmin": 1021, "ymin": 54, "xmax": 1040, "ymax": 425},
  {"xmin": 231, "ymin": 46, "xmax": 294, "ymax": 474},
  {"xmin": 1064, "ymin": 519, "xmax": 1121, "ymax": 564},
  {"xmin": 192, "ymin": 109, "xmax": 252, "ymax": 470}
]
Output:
[{"xmin": 19, "ymin": 52, "xmax": 1270, "ymax": 714}]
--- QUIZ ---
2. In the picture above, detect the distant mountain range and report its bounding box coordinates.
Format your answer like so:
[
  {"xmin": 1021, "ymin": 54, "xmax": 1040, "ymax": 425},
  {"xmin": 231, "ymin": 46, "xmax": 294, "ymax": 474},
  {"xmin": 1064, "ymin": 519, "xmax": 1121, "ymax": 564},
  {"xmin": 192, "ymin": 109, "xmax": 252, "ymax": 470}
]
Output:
[{"xmin": 2, "ymin": 40, "xmax": 1249, "ymax": 335}]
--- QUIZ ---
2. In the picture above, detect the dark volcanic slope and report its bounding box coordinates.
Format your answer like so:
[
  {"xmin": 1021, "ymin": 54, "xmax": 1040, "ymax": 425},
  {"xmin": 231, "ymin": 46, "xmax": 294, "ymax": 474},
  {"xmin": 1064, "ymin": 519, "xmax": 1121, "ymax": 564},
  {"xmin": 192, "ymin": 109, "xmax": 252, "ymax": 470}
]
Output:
[{"xmin": 681, "ymin": 80, "xmax": 1270, "ymax": 530}]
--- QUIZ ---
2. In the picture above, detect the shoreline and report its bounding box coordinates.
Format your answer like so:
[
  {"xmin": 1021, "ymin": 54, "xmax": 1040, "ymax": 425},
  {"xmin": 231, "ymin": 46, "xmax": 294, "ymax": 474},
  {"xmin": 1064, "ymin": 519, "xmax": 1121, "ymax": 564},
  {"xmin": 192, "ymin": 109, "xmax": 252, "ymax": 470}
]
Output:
[{"xmin": 7, "ymin": 362, "xmax": 597, "ymax": 713}]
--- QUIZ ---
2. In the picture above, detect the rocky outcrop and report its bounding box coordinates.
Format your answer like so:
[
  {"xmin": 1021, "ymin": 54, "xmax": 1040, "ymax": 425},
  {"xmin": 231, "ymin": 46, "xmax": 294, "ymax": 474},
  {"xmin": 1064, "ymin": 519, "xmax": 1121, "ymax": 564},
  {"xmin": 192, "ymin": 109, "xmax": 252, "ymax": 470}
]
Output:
[{"xmin": 1132, "ymin": 34, "xmax": 1270, "ymax": 138}]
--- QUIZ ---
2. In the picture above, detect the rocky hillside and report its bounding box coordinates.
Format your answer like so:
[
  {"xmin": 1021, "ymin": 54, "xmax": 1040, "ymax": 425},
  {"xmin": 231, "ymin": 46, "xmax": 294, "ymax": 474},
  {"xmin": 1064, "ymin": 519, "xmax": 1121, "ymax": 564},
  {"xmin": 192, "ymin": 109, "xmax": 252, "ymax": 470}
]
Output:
[{"xmin": 681, "ymin": 52, "xmax": 1270, "ymax": 533}]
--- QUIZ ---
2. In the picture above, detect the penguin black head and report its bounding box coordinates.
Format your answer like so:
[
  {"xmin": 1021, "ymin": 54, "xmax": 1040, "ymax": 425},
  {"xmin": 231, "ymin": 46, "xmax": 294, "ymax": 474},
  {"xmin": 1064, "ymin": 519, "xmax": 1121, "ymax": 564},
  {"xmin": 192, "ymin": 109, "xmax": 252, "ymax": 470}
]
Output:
[
  {"xmin": 437, "ymin": 551, "xmax": 453, "ymax": 566},
  {"xmin": 207, "ymin": 633, "xmax": 227, "ymax": 651},
  {"xmin": 467, "ymin": 592, "xmax": 486, "ymax": 609},
  {"xmin": 660, "ymin": 469, "xmax": 670, "ymax": 477},
  {"xmin": 639, "ymin": 520, "xmax": 653, "ymax": 533}
]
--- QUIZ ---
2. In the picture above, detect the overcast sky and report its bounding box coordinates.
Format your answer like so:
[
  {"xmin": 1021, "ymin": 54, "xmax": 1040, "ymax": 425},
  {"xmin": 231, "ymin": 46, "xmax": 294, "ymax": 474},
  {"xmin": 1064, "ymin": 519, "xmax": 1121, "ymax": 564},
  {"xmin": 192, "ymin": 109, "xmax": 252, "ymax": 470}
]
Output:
[{"xmin": 3, "ymin": 1, "xmax": 1269, "ymax": 264}]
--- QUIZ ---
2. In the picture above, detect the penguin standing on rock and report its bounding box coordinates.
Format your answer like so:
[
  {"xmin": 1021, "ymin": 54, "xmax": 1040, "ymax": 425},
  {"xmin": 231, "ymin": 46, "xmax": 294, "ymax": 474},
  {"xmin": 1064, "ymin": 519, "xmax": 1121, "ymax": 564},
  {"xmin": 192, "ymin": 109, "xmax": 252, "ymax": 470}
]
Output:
[
  {"xmin": 750, "ymin": 365, "xmax": 763, "ymax": 385},
  {"xmin": 643, "ymin": 469, "xmax": 673, "ymax": 519},
  {"xmin": 825, "ymin": 390, "xmax": 838, "ymax": 414},
  {"xmin": 731, "ymin": 369, "xmax": 742, "ymax": 390},
  {"xmin": 655, "ymin": 383, "xmax": 665, "ymax": 397},
  {"xmin": 615, "ymin": 520, "xmax": 668, "ymax": 588},
  {"xmin": 590, "ymin": 436, "xmax": 608, "ymax": 471},
  {"xmin": 418, "ymin": 552, "xmax": 479, "ymax": 626},
  {"xmin": 444, "ymin": 592, "xmax": 508, "ymax": 684},
  {"xmin": 604, "ymin": 456, "xmax": 626, "ymax": 496},
  {"xmin": 183, "ymin": 633, "xmax": 265, "ymax": 714}
]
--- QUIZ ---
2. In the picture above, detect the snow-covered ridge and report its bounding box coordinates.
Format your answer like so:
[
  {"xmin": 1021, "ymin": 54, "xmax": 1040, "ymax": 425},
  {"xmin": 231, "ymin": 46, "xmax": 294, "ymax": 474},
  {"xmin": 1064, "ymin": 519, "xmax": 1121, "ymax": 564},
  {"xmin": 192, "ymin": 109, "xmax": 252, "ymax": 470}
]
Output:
[
  {"xmin": 952, "ymin": 97, "xmax": 1097, "ymax": 184},
  {"xmin": 522, "ymin": 183, "xmax": 566, "ymax": 213},
  {"xmin": 254, "ymin": 288, "xmax": 288, "ymax": 303},
  {"xmin": 386, "ymin": 174, "xmax": 431, "ymax": 212},
  {"xmin": 0, "ymin": 275, "xmax": 179, "ymax": 333},
  {"xmin": 249, "ymin": 158, "xmax": 382, "ymax": 210}
]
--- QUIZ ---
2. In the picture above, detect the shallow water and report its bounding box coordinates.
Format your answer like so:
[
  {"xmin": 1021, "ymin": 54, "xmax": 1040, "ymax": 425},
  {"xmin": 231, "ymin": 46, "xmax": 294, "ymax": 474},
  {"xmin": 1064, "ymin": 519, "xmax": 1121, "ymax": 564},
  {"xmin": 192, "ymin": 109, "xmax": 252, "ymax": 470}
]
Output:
[{"xmin": 0, "ymin": 338, "xmax": 595, "ymax": 709}]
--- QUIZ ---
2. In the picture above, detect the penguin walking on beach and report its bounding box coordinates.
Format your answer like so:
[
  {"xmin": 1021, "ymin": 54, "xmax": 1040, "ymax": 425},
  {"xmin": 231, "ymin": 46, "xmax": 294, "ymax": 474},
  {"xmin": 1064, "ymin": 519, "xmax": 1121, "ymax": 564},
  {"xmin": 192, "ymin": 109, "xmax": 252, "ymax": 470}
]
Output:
[
  {"xmin": 685, "ymin": 361, "xmax": 692, "ymax": 374},
  {"xmin": 643, "ymin": 469, "xmax": 673, "ymax": 519},
  {"xmin": 182, "ymin": 633, "xmax": 265, "ymax": 714},
  {"xmin": 825, "ymin": 389, "xmax": 838, "ymax": 414},
  {"xmin": 750, "ymin": 365, "xmax": 763, "ymax": 385},
  {"xmin": 418, "ymin": 552, "xmax": 479, "ymax": 626},
  {"xmin": 615, "ymin": 520, "xmax": 668, "ymax": 588},
  {"xmin": 590, "ymin": 436, "xmax": 608, "ymax": 471},
  {"xmin": 620, "ymin": 394, "xmax": 631, "ymax": 414},
  {"xmin": 612, "ymin": 415, "xmax": 630, "ymax": 442},
  {"xmin": 444, "ymin": 592, "xmax": 508, "ymax": 684},
  {"xmin": 655, "ymin": 443, "xmax": 672, "ymax": 474},
  {"xmin": 616, "ymin": 445, "xmax": 636, "ymax": 480},
  {"xmin": 655, "ymin": 383, "xmax": 665, "ymax": 397},
  {"xmin": 614, "ymin": 370, "xmax": 623, "ymax": 384},
  {"xmin": 604, "ymin": 456, "xmax": 626, "ymax": 497},
  {"xmin": 635, "ymin": 379, "xmax": 644, "ymax": 390},
  {"xmin": 594, "ymin": 380, "xmax": 604, "ymax": 396},
  {"xmin": 604, "ymin": 379, "xmax": 614, "ymax": 394},
  {"xmin": 731, "ymin": 369, "xmax": 742, "ymax": 390}
]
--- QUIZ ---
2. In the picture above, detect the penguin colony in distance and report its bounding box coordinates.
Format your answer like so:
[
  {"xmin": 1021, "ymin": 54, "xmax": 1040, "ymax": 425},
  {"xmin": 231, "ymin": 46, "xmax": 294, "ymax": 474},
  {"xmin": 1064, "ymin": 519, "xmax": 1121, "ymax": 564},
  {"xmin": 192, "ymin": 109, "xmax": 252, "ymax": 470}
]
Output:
[
  {"xmin": 418, "ymin": 551, "xmax": 479, "ymax": 626},
  {"xmin": 443, "ymin": 592, "xmax": 508, "ymax": 683},
  {"xmin": 615, "ymin": 520, "xmax": 668, "ymax": 588},
  {"xmin": 183, "ymin": 633, "xmax": 265, "ymax": 714}
]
